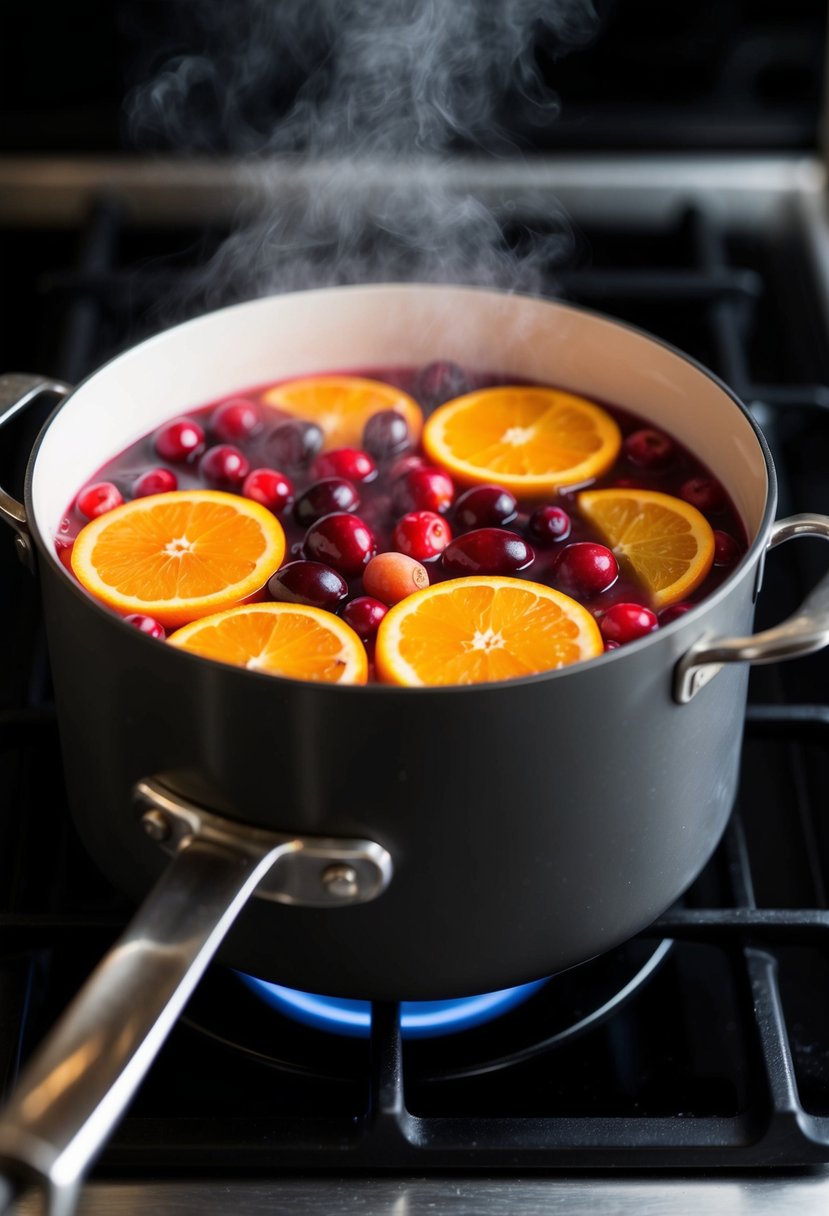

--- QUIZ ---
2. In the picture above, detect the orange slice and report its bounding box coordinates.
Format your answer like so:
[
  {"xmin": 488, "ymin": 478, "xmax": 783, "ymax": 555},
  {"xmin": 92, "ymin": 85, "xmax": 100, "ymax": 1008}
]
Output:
[
  {"xmin": 262, "ymin": 375, "xmax": 422, "ymax": 449},
  {"xmin": 422, "ymin": 386, "xmax": 621, "ymax": 498},
  {"xmin": 577, "ymin": 488, "xmax": 716, "ymax": 609},
  {"xmin": 168, "ymin": 603, "xmax": 367, "ymax": 684},
  {"xmin": 375, "ymin": 576, "xmax": 603, "ymax": 687},
  {"xmin": 71, "ymin": 490, "xmax": 285, "ymax": 629}
]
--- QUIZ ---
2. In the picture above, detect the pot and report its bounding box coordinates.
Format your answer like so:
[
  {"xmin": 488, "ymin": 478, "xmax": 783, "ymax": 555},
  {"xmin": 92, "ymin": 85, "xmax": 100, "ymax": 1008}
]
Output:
[{"xmin": 0, "ymin": 284, "xmax": 828, "ymax": 1209}]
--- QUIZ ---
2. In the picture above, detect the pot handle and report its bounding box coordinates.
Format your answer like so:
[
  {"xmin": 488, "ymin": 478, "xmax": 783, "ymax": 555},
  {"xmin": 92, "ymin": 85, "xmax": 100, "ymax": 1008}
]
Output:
[
  {"xmin": 0, "ymin": 779, "xmax": 393, "ymax": 1216},
  {"xmin": 0, "ymin": 374, "xmax": 71, "ymax": 571},
  {"xmin": 674, "ymin": 513, "xmax": 829, "ymax": 703}
]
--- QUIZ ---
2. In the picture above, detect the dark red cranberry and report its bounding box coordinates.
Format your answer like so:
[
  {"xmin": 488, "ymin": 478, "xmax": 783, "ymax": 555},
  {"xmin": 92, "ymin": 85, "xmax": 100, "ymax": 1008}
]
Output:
[
  {"xmin": 713, "ymin": 530, "xmax": 743, "ymax": 567},
  {"xmin": 124, "ymin": 613, "xmax": 166, "ymax": 640},
  {"xmin": 200, "ymin": 444, "xmax": 250, "ymax": 488},
  {"xmin": 442, "ymin": 528, "xmax": 534, "ymax": 576},
  {"xmin": 604, "ymin": 639, "xmax": 621, "ymax": 651},
  {"xmin": 681, "ymin": 476, "xmax": 725, "ymax": 513},
  {"xmin": 554, "ymin": 542, "xmax": 618, "ymax": 597},
  {"xmin": 362, "ymin": 410, "xmax": 411, "ymax": 460},
  {"xmin": 453, "ymin": 484, "xmax": 517, "ymax": 530},
  {"xmin": 393, "ymin": 511, "xmax": 452, "ymax": 561},
  {"xmin": 413, "ymin": 360, "xmax": 470, "ymax": 411},
  {"xmin": 528, "ymin": 505, "xmax": 571, "ymax": 545},
  {"xmin": 76, "ymin": 482, "xmax": 124, "ymax": 519},
  {"xmin": 393, "ymin": 466, "xmax": 455, "ymax": 515},
  {"xmin": 242, "ymin": 468, "xmax": 294, "ymax": 513},
  {"xmin": 624, "ymin": 428, "xmax": 675, "ymax": 469},
  {"xmin": 294, "ymin": 478, "xmax": 360, "ymax": 526},
  {"xmin": 211, "ymin": 397, "xmax": 262, "ymax": 443},
  {"xmin": 303, "ymin": 512, "xmax": 377, "ymax": 577},
  {"xmin": 600, "ymin": 602, "xmax": 658, "ymax": 645},
  {"xmin": 341, "ymin": 596, "xmax": 388, "ymax": 641},
  {"xmin": 154, "ymin": 417, "xmax": 205, "ymax": 463},
  {"xmin": 387, "ymin": 453, "xmax": 426, "ymax": 484},
  {"xmin": 313, "ymin": 447, "xmax": 377, "ymax": 483},
  {"xmin": 659, "ymin": 601, "xmax": 694, "ymax": 625},
  {"xmin": 268, "ymin": 560, "xmax": 348, "ymax": 611},
  {"xmin": 133, "ymin": 467, "xmax": 178, "ymax": 498},
  {"xmin": 267, "ymin": 418, "xmax": 324, "ymax": 470}
]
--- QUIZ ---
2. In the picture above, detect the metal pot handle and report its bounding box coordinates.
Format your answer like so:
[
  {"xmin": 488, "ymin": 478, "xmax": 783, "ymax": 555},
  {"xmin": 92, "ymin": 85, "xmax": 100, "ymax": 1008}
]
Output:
[
  {"xmin": 0, "ymin": 374, "xmax": 71, "ymax": 570},
  {"xmin": 0, "ymin": 779, "xmax": 393, "ymax": 1216},
  {"xmin": 674, "ymin": 514, "xmax": 829, "ymax": 703}
]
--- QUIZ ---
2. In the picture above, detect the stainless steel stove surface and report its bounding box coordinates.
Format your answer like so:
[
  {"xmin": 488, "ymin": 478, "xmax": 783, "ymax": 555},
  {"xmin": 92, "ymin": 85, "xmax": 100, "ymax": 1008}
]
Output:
[{"xmin": 1, "ymin": 155, "xmax": 829, "ymax": 1214}]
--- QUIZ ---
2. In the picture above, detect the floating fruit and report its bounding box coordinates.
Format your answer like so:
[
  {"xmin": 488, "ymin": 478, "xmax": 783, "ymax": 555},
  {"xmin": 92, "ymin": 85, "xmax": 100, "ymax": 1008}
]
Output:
[
  {"xmin": 442, "ymin": 528, "xmax": 534, "ymax": 577},
  {"xmin": 154, "ymin": 417, "xmax": 205, "ymax": 463},
  {"xmin": 363, "ymin": 552, "xmax": 429, "ymax": 605},
  {"xmin": 263, "ymin": 376, "xmax": 422, "ymax": 452}
]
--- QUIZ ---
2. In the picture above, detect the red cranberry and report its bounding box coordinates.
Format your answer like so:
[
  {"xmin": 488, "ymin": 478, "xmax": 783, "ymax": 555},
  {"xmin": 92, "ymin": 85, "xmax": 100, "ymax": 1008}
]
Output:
[
  {"xmin": 76, "ymin": 482, "xmax": 124, "ymax": 519},
  {"xmin": 242, "ymin": 468, "xmax": 294, "ymax": 513},
  {"xmin": 413, "ymin": 361, "xmax": 470, "ymax": 411},
  {"xmin": 154, "ymin": 417, "xmax": 205, "ymax": 463},
  {"xmin": 442, "ymin": 528, "xmax": 534, "ymax": 577},
  {"xmin": 600, "ymin": 602, "xmax": 658, "ymax": 645},
  {"xmin": 393, "ymin": 467, "xmax": 455, "ymax": 515},
  {"xmin": 454, "ymin": 484, "xmax": 517, "ymax": 530},
  {"xmin": 713, "ymin": 530, "xmax": 743, "ymax": 567},
  {"xmin": 393, "ymin": 511, "xmax": 452, "ymax": 561},
  {"xmin": 303, "ymin": 513, "xmax": 377, "ymax": 577},
  {"xmin": 267, "ymin": 418, "xmax": 324, "ymax": 470},
  {"xmin": 133, "ymin": 467, "xmax": 178, "ymax": 498},
  {"xmin": 267, "ymin": 560, "xmax": 348, "ymax": 611},
  {"xmin": 124, "ymin": 613, "xmax": 166, "ymax": 640},
  {"xmin": 554, "ymin": 543, "xmax": 618, "ymax": 597},
  {"xmin": 341, "ymin": 596, "xmax": 388, "ymax": 640},
  {"xmin": 313, "ymin": 447, "xmax": 377, "ymax": 483},
  {"xmin": 362, "ymin": 410, "xmax": 411, "ymax": 460},
  {"xmin": 387, "ymin": 453, "xmax": 427, "ymax": 483},
  {"xmin": 364, "ymin": 552, "xmax": 429, "ymax": 604},
  {"xmin": 294, "ymin": 477, "xmax": 360, "ymax": 526},
  {"xmin": 659, "ymin": 602, "xmax": 694, "ymax": 625},
  {"xmin": 211, "ymin": 397, "xmax": 262, "ymax": 443},
  {"xmin": 624, "ymin": 428, "xmax": 675, "ymax": 469},
  {"xmin": 681, "ymin": 476, "xmax": 725, "ymax": 513},
  {"xmin": 200, "ymin": 444, "xmax": 250, "ymax": 488},
  {"xmin": 528, "ymin": 505, "xmax": 571, "ymax": 544},
  {"xmin": 604, "ymin": 639, "xmax": 621, "ymax": 651}
]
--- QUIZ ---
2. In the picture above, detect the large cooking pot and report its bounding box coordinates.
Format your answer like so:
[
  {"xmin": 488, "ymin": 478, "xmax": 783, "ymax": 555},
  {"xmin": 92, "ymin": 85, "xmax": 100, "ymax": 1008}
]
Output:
[{"xmin": 0, "ymin": 284, "xmax": 828, "ymax": 1208}]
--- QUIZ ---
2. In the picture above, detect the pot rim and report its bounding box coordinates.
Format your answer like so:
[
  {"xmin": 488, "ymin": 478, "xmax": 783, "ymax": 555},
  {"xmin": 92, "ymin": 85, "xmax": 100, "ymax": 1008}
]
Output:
[{"xmin": 24, "ymin": 282, "xmax": 779, "ymax": 695}]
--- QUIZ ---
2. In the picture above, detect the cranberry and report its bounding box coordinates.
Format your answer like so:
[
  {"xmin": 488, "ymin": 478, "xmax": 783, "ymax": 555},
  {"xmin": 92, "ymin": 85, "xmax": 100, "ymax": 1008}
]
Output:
[
  {"xmin": 659, "ymin": 602, "xmax": 694, "ymax": 625},
  {"xmin": 133, "ymin": 467, "xmax": 178, "ymax": 498},
  {"xmin": 364, "ymin": 552, "xmax": 429, "ymax": 604},
  {"xmin": 242, "ymin": 468, "xmax": 294, "ymax": 513},
  {"xmin": 600, "ymin": 602, "xmax": 658, "ymax": 645},
  {"xmin": 154, "ymin": 417, "xmax": 205, "ymax": 463},
  {"xmin": 604, "ymin": 639, "xmax": 621, "ymax": 651},
  {"xmin": 442, "ymin": 528, "xmax": 534, "ymax": 577},
  {"xmin": 393, "ymin": 511, "xmax": 452, "ymax": 561},
  {"xmin": 454, "ymin": 484, "xmax": 517, "ymax": 530},
  {"xmin": 211, "ymin": 397, "xmax": 262, "ymax": 443},
  {"xmin": 387, "ymin": 453, "xmax": 427, "ymax": 484},
  {"xmin": 267, "ymin": 560, "xmax": 348, "ymax": 611},
  {"xmin": 200, "ymin": 444, "xmax": 250, "ymax": 488},
  {"xmin": 76, "ymin": 482, "xmax": 123, "ymax": 519},
  {"xmin": 624, "ymin": 428, "xmax": 675, "ymax": 469},
  {"xmin": 713, "ymin": 530, "xmax": 743, "ymax": 567},
  {"xmin": 362, "ymin": 410, "xmax": 411, "ymax": 460},
  {"xmin": 393, "ymin": 467, "xmax": 455, "ymax": 515},
  {"xmin": 313, "ymin": 447, "xmax": 376, "ymax": 483},
  {"xmin": 303, "ymin": 513, "xmax": 377, "ymax": 577},
  {"xmin": 267, "ymin": 418, "xmax": 324, "ymax": 470},
  {"xmin": 528, "ymin": 505, "xmax": 571, "ymax": 544},
  {"xmin": 413, "ymin": 360, "xmax": 470, "ymax": 411},
  {"xmin": 294, "ymin": 477, "xmax": 360, "ymax": 527},
  {"xmin": 341, "ymin": 596, "xmax": 388, "ymax": 640},
  {"xmin": 124, "ymin": 613, "xmax": 166, "ymax": 640},
  {"xmin": 554, "ymin": 542, "xmax": 618, "ymax": 597},
  {"xmin": 681, "ymin": 476, "xmax": 725, "ymax": 513}
]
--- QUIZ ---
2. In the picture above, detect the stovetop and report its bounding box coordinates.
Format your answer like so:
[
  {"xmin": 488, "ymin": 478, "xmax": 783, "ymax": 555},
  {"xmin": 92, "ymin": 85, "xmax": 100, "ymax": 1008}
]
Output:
[{"xmin": 1, "ymin": 155, "xmax": 829, "ymax": 1213}]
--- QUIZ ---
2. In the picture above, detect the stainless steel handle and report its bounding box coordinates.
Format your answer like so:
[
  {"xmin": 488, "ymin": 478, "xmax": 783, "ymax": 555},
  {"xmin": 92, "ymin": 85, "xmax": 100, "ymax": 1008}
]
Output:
[
  {"xmin": 674, "ymin": 514, "xmax": 829, "ymax": 703},
  {"xmin": 0, "ymin": 779, "xmax": 393, "ymax": 1215},
  {"xmin": 0, "ymin": 374, "xmax": 71, "ymax": 570}
]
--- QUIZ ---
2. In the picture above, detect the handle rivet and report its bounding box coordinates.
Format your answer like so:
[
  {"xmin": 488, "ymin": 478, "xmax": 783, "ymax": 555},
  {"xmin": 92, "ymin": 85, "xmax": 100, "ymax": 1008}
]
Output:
[
  {"xmin": 142, "ymin": 809, "xmax": 172, "ymax": 843},
  {"xmin": 321, "ymin": 863, "xmax": 359, "ymax": 899}
]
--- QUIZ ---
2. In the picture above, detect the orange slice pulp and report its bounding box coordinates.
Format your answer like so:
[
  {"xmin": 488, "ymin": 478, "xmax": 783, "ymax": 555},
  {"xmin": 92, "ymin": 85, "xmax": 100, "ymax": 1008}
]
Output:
[
  {"xmin": 71, "ymin": 490, "xmax": 285, "ymax": 628},
  {"xmin": 262, "ymin": 374, "xmax": 422, "ymax": 449},
  {"xmin": 375, "ymin": 576, "xmax": 603, "ymax": 687},
  {"xmin": 422, "ymin": 386, "xmax": 621, "ymax": 498},
  {"xmin": 577, "ymin": 488, "xmax": 716, "ymax": 609},
  {"xmin": 168, "ymin": 603, "xmax": 368, "ymax": 684}
]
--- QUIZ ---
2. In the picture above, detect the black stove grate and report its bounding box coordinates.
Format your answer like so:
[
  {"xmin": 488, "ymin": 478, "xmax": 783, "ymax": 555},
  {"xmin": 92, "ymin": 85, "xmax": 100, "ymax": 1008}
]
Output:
[{"xmin": 1, "ymin": 193, "xmax": 829, "ymax": 1171}]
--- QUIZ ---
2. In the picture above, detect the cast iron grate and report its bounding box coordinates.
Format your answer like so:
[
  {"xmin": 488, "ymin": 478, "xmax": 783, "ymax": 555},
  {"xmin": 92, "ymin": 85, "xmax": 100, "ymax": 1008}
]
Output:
[{"xmin": 1, "ymin": 193, "xmax": 828, "ymax": 1169}]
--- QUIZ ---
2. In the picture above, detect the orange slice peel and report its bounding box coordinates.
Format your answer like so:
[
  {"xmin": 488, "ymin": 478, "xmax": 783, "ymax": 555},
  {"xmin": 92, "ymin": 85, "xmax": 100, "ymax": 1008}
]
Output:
[{"xmin": 262, "ymin": 374, "xmax": 422, "ymax": 450}]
